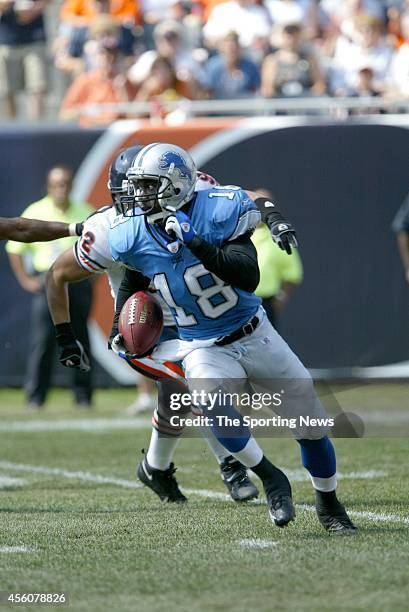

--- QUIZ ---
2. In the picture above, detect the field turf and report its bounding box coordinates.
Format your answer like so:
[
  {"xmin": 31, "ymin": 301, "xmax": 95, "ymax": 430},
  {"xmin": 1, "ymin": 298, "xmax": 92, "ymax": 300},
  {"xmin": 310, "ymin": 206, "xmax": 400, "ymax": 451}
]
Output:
[{"xmin": 0, "ymin": 387, "xmax": 408, "ymax": 612}]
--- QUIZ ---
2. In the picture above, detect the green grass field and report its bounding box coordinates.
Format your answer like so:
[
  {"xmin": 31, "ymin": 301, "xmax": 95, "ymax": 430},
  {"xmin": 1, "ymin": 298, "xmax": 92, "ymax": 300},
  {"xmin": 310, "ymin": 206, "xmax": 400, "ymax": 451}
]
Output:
[{"xmin": 0, "ymin": 387, "xmax": 408, "ymax": 612}]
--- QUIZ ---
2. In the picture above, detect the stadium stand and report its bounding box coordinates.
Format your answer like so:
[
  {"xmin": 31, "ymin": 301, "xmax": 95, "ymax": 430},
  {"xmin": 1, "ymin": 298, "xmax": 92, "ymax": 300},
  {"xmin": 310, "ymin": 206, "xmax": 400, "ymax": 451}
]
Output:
[{"xmin": 1, "ymin": 0, "xmax": 409, "ymax": 121}]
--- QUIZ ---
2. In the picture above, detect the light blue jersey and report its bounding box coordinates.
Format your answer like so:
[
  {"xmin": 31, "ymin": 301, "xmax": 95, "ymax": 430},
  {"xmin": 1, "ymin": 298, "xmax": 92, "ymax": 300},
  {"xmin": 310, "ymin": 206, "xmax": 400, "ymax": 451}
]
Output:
[{"xmin": 109, "ymin": 187, "xmax": 261, "ymax": 340}]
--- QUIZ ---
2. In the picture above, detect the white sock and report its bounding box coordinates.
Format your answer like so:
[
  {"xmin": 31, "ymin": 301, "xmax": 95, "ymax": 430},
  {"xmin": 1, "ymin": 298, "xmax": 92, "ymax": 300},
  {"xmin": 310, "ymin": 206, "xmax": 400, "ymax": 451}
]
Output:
[
  {"xmin": 231, "ymin": 437, "xmax": 263, "ymax": 468},
  {"xmin": 146, "ymin": 428, "xmax": 180, "ymax": 471},
  {"xmin": 310, "ymin": 474, "xmax": 337, "ymax": 492},
  {"xmin": 198, "ymin": 426, "xmax": 230, "ymax": 464}
]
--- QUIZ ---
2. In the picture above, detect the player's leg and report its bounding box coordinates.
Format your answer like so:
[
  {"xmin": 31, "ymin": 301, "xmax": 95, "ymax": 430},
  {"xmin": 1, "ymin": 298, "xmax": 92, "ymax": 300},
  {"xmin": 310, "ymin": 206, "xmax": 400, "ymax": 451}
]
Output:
[
  {"xmin": 240, "ymin": 312, "xmax": 356, "ymax": 533},
  {"xmin": 129, "ymin": 328, "xmax": 259, "ymax": 503},
  {"xmin": 139, "ymin": 376, "xmax": 259, "ymax": 503},
  {"xmin": 183, "ymin": 348, "xmax": 295, "ymax": 526},
  {"xmin": 137, "ymin": 379, "xmax": 187, "ymax": 503}
]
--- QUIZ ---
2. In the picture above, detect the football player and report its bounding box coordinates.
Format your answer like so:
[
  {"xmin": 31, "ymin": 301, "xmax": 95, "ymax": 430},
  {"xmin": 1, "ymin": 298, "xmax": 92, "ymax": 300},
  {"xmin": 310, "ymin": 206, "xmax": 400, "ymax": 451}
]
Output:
[
  {"xmin": 108, "ymin": 142, "xmax": 356, "ymax": 533},
  {"xmin": 46, "ymin": 145, "xmax": 260, "ymax": 504},
  {"xmin": 0, "ymin": 217, "xmax": 83, "ymax": 242}
]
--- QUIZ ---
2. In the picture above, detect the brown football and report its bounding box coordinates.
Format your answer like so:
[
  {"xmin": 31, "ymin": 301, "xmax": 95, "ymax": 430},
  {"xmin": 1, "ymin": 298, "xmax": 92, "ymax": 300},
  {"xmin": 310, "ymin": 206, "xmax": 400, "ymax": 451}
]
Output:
[{"xmin": 118, "ymin": 291, "xmax": 164, "ymax": 356}]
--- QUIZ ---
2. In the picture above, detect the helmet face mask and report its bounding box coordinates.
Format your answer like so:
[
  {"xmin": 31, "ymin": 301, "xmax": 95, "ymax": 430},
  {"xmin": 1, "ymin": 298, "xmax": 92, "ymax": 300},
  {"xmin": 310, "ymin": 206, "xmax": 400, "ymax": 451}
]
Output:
[
  {"xmin": 107, "ymin": 145, "xmax": 143, "ymax": 215},
  {"xmin": 126, "ymin": 143, "xmax": 196, "ymax": 224},
  {"xmin": 110, "ymin": 179, "xmax": 136, "ymax": 216}
]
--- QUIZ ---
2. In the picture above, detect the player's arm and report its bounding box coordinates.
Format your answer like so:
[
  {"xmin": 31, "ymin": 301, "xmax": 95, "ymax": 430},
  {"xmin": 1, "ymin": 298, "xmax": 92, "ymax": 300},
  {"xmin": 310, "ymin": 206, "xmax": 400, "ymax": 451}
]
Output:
[
  {"xmin": 165, "ymin": 214, "xmax": 260, "ymax": 292},
  {"xmin": 245, "ymin": 190, "xmax": 298, "ymax": 254},
  {"xmin": 45, "ymin": 249, "xmax": 92, "ymax": 372},
  {"xmin": 189, "ymin": 232, "xmax": 259, "ymax": 292},
  {"xmin": 46, "ymin": 248, "xmax": 92, "ymax": 323},
  {"xmin": 0, "ymin": 216, "xmax": 82, "ymax": 242}
]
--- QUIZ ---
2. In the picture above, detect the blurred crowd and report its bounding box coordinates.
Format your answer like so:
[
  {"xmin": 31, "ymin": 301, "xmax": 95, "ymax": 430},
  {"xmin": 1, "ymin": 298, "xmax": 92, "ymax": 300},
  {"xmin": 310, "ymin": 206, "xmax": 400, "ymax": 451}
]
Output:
[{"xmin": 1, "ymin": 0, "xmax": 409, "ymax": 124}]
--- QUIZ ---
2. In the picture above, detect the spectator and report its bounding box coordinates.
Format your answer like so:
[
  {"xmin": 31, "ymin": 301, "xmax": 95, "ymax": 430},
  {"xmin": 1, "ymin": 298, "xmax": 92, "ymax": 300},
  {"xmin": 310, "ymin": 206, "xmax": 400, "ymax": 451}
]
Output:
[
  {"xmin": 140, "ymin": 0, "xmax": 179, "ymax": 25},
  {"xmin": 0, "ymin": 0, "xmax": 49, "ymax": 119},
  {"xmin": 388, "ymin": 11, "xmax": 409, "ymax": 96},
  {"xmin": 55, "ymin": 13, "xmax": 120, "ymax": 77},
  {"xmin": 56, "ymin": 0, "xmax": 140, "ymax": 74},
  {"xmin": 203, "ymin": 0, "xmax": 271, "ymax": 50},
  {"xmin": 134, "ymin": 55, "xmax": 195, "ymax": 103},
  {"xmin": 392, "ymin": 191, "xmax": 409, "ymax": 284},
  {"xmin": 60, "ymin": 40, "xmax": 135, "ymax": 125},
  {"xmin": 204, "ymin": 31, "xmax": 260, "ymax": 98},
  {"xmin": 354, "ymin": 65, "xmax": 382, "ymax": 96},
  {"xmin": 261, "ymin": 23, "xmax": 326, "ymax": 97},
  {"xmin": 251, "ymin": 191, "xmax": 303, "ymax": 328},
  {"xmin": 330, "ymin": 13, "xmax": 394, "ymax": 95},
  {"xmin": 265, "ymin": 0, "xmax": 320, "ymax": 43},
  {"xmin": 321, "ymin": 0, "xmax": 386, "ymax": 41},
  {"xmin": 128, "ymin": 19, "xmax": 206, "ymax": 89},
  {"xmin": 6, "ymin": 166, "xmax": 94, "ymax": 409},
  {"xmin": 60, "ymin": 0, "xmax": 141, "ymax": 27}
]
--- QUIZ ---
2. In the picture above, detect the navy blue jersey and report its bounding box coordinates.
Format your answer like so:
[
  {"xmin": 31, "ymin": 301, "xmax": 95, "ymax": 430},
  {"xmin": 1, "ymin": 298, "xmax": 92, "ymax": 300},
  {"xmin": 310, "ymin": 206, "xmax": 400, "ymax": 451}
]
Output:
[{"xmin": 109, "ymin": 187, "xmax": 261, "ymax": 340}]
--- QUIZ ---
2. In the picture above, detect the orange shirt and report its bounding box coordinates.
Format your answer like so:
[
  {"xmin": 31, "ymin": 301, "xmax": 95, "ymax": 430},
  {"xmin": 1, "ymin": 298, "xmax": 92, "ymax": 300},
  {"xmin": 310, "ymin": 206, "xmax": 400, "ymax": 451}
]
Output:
[
  {"xmin": 60, "ymin": 0, "xmax": 141, "ymax": 25},
  {"xmin": 61, "ymin": 70, "xmax": 132, "ymax": 126},
  {"xmin": 199, "ymin": 0, "xmax": 229, "ymax": 21}
]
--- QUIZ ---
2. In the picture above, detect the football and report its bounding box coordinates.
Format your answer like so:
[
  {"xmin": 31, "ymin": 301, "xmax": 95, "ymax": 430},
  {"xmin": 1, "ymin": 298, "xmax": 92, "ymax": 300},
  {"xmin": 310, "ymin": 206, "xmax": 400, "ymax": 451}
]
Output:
[{"xmin": 118, "ymin": 291, "xmax": 164, "ymax": 356}]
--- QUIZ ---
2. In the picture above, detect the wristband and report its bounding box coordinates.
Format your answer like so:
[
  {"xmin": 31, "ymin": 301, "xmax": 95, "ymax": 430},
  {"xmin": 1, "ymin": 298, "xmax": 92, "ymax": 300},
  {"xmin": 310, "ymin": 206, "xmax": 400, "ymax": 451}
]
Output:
[{"xmin": 69, "ymin": 223, "xmax": 83, "ymax": 237}]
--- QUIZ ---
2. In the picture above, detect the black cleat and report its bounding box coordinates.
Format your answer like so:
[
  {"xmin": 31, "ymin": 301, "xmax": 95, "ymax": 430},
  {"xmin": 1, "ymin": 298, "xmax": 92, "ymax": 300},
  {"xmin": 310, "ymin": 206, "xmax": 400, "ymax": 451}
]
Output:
[
  {"xmin": 137, "ymin": 457, "xmax": 187, "ymax": 504},
  {"xmin": 315, "ymin": 491, "xmax": 357, "ymax": 534},
  {"xmin": 266, "ymin": 492, "xmax": 296, "ymax": 527},
  {"xmin": 220, "ymin": 456, "xmax": 259, "ymax": 502}
]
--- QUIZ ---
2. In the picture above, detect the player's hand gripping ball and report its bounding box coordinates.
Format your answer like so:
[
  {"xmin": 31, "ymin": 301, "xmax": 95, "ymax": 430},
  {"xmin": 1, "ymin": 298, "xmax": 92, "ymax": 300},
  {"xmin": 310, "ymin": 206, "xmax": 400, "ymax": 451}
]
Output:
[{"xmin": 117, "ymin": 291, "xmax": 164, "ymax": 358}]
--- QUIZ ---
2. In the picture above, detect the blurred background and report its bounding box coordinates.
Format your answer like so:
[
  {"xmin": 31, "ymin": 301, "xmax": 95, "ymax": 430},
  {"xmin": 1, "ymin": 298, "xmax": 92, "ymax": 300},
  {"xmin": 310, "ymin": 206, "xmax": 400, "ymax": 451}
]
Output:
[{"xmin": 1, "ymin": 0, "xmax": 409, "ymax": 393}]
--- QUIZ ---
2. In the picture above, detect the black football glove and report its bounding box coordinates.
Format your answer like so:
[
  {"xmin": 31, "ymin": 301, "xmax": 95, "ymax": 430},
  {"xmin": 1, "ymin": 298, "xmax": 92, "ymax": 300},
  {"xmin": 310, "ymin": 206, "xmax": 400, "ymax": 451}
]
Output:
[
  {"xmin": 55, "ymin": 323, "xmax": 91, "ymax": 372},
  {"xmin": 270, "ymin": 221, "xmax": 298, "ymax": 255}
]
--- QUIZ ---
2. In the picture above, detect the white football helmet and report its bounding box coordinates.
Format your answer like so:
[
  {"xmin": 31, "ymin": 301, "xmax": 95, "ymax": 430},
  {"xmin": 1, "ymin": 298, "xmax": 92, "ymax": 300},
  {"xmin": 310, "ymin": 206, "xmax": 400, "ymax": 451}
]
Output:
[{"xmin": 126, "ymin": 142, "xmax": 197, "ymax": 223}]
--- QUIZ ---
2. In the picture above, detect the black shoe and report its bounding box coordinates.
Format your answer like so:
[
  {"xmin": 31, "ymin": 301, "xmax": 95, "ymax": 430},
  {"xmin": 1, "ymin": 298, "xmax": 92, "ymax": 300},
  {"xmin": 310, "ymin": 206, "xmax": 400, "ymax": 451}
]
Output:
[
  {"xmin": 27, "ymin": 401, "xmax": 43, "ymax": 411},
  {"xmin": 220, "ymin": 456, "xmax": 259, "ymax": 502},
  {"xmin": 315, "ymin": 492, "xmax": 357, "ymax": 534},
  {"xmin": 76, "ymin": 399, "xmax": 92, "ymax": 410},
  {"xmin": 266, "ymin": 492, "xmax": 296, "ymax": 527},
  {"xmin": 137, "ymin": 457, "xmax": 187, "ymax": 504}
]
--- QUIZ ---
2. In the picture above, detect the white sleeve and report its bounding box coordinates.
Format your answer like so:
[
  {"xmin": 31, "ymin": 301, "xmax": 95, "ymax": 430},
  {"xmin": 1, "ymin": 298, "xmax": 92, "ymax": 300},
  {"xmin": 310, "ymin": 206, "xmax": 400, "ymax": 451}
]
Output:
[
  {"xmin": 73, "ymin": 207, "xmax": 114, "ymax": 274},
  {"xmin": 195, "ymin": 171, "xmax": 220, "ymax": 191}
]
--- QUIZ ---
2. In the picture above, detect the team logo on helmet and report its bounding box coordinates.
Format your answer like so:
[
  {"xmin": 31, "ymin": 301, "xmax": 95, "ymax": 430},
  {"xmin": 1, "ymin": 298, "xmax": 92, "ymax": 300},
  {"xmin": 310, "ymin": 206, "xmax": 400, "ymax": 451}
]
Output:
[{"xmin": 159, "ymin": 151, "xmax": 192, "ymax": 180}]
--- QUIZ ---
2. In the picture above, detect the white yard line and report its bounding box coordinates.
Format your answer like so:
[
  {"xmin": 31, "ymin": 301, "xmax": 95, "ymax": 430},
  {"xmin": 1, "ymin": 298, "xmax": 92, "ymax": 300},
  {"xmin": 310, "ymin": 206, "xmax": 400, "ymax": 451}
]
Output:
[
  {"xmin": 0, "ymin": 418, "xmax": 151, "ymax": 433},
  {"xmin": 0, "ymin": 461, "xmax": 142, "ymax": 489},
  {"xmin": 297, "ymin": 504, "xmax": 409, "ymax": 526},
  {"xmin": 238, "ymin": 539, "xmax": 278, "ymax": 549},
  {"xmin": 0, "ymin": 546, "xmax": 36, "ymax": 553},
  {"xmin": 0, "ymin": 476, "xmax": 27, "ymax": 489},
  {"xmin": 1, "ymin": 460, "xmax": 408, "ymax": 526}
]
